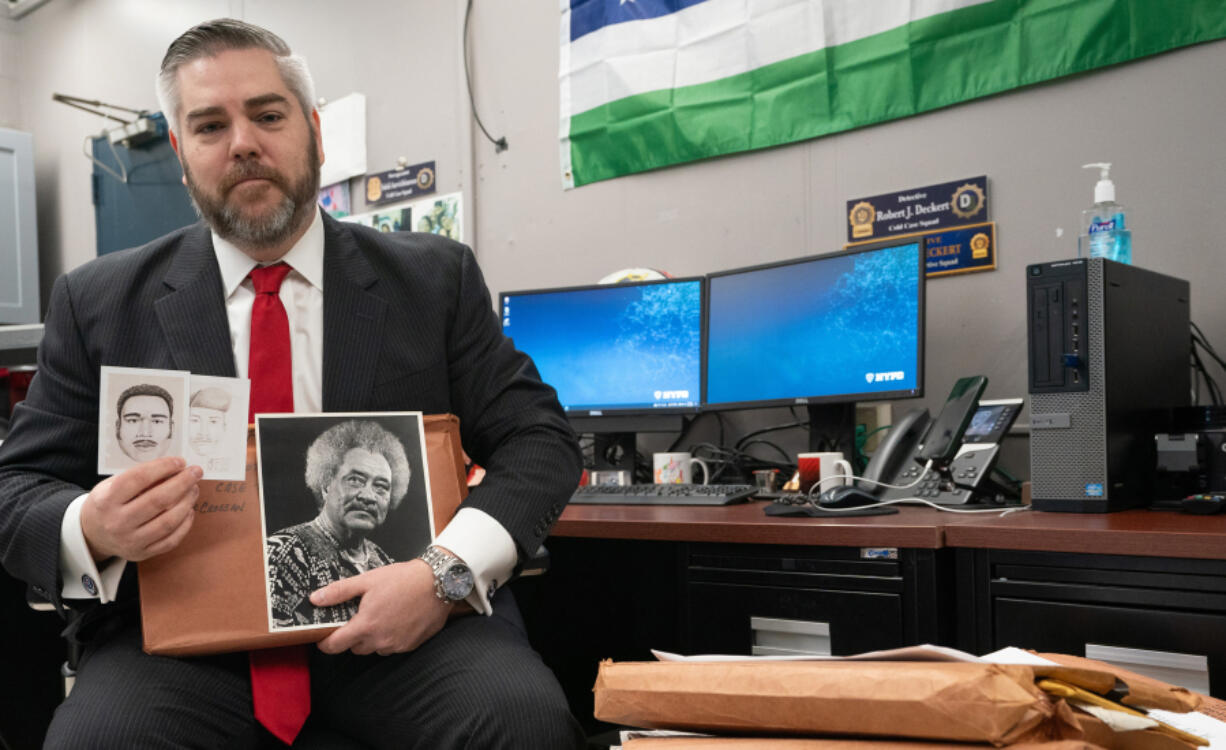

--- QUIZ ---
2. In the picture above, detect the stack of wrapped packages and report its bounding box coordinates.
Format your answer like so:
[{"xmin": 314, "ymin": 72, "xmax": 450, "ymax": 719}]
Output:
[{"xmin": 593, "ymin": 650, "xmax": 1217, "ymax": 749}]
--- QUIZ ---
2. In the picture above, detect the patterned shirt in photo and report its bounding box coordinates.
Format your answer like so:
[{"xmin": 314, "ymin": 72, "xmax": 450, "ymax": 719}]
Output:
[{"xmin": 267, "ymin": 517, "xmax": 394, "ymax": 627}]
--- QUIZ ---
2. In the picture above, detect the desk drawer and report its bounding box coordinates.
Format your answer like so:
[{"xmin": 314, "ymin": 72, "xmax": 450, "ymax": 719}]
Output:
[
  {"xmin": 993, "ymin": 597, "xmax": 1226, "ymax": 698},
  {"xmin": 684, "ymin": 581, "xmax": 905, "ymax": 656},
  {"xmin": 957, "ymin": 548, "xmax": 1226, "ymax": 699}
]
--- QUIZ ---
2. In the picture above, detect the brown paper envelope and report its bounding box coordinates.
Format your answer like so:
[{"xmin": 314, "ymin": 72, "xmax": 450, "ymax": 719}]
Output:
[
  {"xmin": 593, "ymin": 660, "xmax": 1055, "ymax": 745},
  {"xmin": 623, "ymin": 740, "xmax": 1109, "ymax": 749},
  {"xmin": 138, "ymin": 414, "xmax": 466, "ymax": 656}
]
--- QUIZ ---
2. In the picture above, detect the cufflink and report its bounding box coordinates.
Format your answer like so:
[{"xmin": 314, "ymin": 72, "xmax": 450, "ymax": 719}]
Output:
[{"xmin": 81, "ymin": 574, "xmax": 98, "ymax": 596}]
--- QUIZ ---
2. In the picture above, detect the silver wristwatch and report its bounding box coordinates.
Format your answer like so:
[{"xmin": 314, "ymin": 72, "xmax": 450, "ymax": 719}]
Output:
[{"xmin": 418, "ymin": 545, "xmax": 475, "ymax": 603}]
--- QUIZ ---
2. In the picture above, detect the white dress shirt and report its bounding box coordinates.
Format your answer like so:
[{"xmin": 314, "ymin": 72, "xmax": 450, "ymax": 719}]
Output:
[{"xmin": 60, "ymin": 208, "xmax": 516, "ymax": 615}]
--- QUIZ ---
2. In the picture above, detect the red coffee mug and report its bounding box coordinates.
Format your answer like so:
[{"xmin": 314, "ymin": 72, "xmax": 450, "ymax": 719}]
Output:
[{"xmin": 797, "ymin": 452, "xmax": 854, "ymax": 494}]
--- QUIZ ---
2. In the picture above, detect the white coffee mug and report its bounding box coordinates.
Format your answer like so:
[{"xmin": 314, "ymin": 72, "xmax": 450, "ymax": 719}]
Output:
[
  {"xmin": 797, "ymin": 451, "xmax": 854, "ymax": 493},
  {"xmin": 653, "ymin": 452, "xmax": 710, "ymax": 485}
]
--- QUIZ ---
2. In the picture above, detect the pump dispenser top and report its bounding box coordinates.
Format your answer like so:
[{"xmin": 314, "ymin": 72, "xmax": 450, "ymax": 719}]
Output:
[
  {"xmin": 1083, "ymin": 162, "xmax": 1115, "ymax": 203},
  {"xmin": 1079, "ymin": 162, "xmax": 1131, "ymax": 264}
]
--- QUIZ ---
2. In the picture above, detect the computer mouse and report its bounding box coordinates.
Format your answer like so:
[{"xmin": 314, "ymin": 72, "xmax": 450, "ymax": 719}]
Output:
[{"xmin": 816, "ymin": 486, "xmax": 881, "ymax": 509}]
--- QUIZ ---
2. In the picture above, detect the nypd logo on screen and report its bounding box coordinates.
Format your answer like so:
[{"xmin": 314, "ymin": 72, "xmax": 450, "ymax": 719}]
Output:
[{"xmin": 867, "ymin": 371, "xmax": 906, "ymax": 384}]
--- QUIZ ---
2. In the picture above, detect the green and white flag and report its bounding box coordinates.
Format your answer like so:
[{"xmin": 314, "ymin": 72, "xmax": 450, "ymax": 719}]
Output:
[{"xmin": 560, "ymin": 0, "xmax": 1226, "ymax": 188}]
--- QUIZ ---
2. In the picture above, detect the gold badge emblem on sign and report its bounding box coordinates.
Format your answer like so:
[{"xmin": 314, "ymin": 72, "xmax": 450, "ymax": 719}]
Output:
[
  {"xmin": 970, "ymin": 232, "xmax": 991, "ymax": 259},
  {"xmin": 849, "ymin": 201, "xmax": 876, "ymax": 239},
  {"xmin": 366, "ymin": 176, "xmax": 383, "ymax": 203}
]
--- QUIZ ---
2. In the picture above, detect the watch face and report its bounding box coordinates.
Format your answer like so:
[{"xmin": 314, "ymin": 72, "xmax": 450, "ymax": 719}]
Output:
[{"xmin": 440, "ymin": 562, "xmax": 474, "ymax": 601}]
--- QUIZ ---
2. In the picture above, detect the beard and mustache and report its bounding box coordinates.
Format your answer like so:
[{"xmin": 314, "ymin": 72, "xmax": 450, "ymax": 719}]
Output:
[{"xmin": 182, "ymin": 130, "xmax": 321, "ymax": 250}]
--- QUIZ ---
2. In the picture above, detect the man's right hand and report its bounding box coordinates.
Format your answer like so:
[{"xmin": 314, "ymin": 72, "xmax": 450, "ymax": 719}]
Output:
[{"xmin": 80, "ymin": 457, "xmax": 203, "ymax": 562}]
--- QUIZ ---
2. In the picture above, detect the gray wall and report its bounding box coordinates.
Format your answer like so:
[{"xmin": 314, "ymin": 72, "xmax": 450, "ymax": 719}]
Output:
[
  {"xmin": 7, "ymin": 1, "xmax": 1226, "ymax": 476},
  {"xmin": 0, "ymin": 17, "xmax": 19, "ymax": 130}
]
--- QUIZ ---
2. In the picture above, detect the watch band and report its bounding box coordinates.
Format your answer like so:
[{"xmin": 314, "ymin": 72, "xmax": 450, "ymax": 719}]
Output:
[{"xmin": 418, "ymin": 545, "xmax": 474, "ymax": 603}]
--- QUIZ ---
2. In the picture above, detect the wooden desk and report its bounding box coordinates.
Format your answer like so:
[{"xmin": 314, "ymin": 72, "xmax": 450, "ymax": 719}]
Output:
[
  {"xmin": 556, "ymin": 503, "xmax": 1226, "ymax": 556},
  {"xmin": 553, "ymin": 501, "xmax": 954, "ymax": 654},
  {"xmin": 554, "ymin": 501, "xmax": 945, "ymax": 548},
  {"xmin": 527, "ymin": 501, "xmax": 1226, "ymax": 721},
  {"xmin": 942, "ymin": 507, "xmax": 1226, "ymax": 559},
  {"xmin": 520, "ymin": 502, "xmax": 955, "ymax": 734},
  {"xmin": 944, "ymin": 509, "xmax": 1226, "ymax": 698}
]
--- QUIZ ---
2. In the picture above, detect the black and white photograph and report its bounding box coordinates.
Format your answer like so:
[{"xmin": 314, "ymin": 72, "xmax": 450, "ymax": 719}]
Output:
[
  {"xmin": 256, "ymin": 412, "xmax": 434, "ymax": 631},
  {"xmin": 97, "ymin": 366, "xmax": 191, "ymax": 475},
  {"xmin": 185, "ymin": 374, "xmax": 250, "ymax": 481}
]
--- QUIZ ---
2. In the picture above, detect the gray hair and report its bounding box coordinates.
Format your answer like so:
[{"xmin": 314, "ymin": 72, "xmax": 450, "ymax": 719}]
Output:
[
  {"xmin": 155, "ymin": 18, "xmax": 317, "ymax": 135},
  {"xmin": 304, "ymin": 421, "xmax": 411, "ymax": 510}
]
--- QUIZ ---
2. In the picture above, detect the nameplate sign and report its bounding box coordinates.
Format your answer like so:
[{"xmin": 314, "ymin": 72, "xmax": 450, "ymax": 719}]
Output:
[
  {"xmin": 847, "ymin": 176, "xmax": 988, "ymax": 243},
  {"xmin": 365, "ymin": 160, "xmax": 437, "ymax": 207}
]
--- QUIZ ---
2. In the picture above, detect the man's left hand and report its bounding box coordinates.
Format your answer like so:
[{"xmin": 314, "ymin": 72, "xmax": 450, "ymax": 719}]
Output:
[{"xmin": 310, "ymin": 560, "xmax": 455, "ymax": 655}]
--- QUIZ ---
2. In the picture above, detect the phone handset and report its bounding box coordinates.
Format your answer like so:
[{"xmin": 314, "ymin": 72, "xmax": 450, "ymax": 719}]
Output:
[
  {"xmin": 858, "ymin": 407, "xmax": 931, "ymax": 495},
  {"xmin": 876, "ymin": 378, "xmax": 1021, "ymax": 506},
  {"xmin": 917, "ymin": 375, "xmax": 989, "ymax": 468}
]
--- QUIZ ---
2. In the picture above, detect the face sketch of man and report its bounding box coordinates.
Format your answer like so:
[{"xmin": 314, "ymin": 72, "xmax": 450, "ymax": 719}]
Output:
[
  {"xmin": 188, "ymin": 387, "xmax": 231, "ymax": 459},
  {"xmin": 115, "ymin": 384, "xmax": 175, "ymax": 462}
]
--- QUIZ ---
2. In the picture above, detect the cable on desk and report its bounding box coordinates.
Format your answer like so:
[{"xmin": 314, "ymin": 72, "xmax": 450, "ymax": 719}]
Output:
[
  {"xmin": 688, "ymin": 442, "xmax": 790, "ymax": 484},
  {"xmin": 804, "ymin": 495, "xmax": 1032, "ymax": 516},
  {"xmin": 732, "ymin": 419, "xmax": 808, "ymax": 452}
]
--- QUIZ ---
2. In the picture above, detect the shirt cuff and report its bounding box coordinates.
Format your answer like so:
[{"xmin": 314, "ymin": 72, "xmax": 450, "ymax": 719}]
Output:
[
  {"xmin": 59, "ymin": 492, "xmax": 127, "ymax": 602},
  {"xmin": 433, "ymin": 507, "xmax": 516, "ymax": 616}
]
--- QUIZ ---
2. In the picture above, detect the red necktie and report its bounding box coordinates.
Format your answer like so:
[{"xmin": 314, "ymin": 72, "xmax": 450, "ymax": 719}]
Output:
[
  {"xmin": 246, "ymin": 262, "xmax": 310, "ymax": 745},
  {"xmin": 248, "ymin": 262, "xmax": 295, "ymax": 420}
]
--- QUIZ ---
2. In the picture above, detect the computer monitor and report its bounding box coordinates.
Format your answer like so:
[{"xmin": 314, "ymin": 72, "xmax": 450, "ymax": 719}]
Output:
[
  {"xmin": 704, "ymin": 238, "xmax": 925, "ymax": 452},
  {"xmin": 500, "ymin": 277, "xmax": 705, "ymax": 469}
]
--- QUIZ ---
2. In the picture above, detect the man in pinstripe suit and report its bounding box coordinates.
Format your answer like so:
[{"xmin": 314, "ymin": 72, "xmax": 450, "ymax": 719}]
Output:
[{"xmin": 0, "ymin": 18, "xmax": 584, "ymax": 750}]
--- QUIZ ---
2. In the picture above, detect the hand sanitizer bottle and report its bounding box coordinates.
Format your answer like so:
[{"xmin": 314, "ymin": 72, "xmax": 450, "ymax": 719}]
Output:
[{"xmin": 1079, "ymin": 163, "xmax": 1132, "ymax": 264}]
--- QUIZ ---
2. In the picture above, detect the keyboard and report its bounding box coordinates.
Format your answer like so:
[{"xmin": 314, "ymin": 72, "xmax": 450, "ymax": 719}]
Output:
[{"xmin": 569, "ymin": 483, "xmax": 757, "ymax": 506}]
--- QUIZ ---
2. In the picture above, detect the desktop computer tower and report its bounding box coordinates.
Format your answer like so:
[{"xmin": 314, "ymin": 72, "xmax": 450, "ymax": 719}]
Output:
[{"xmin": 1027, "ymin": 258, "xmax": 1189, "ymax": 512}]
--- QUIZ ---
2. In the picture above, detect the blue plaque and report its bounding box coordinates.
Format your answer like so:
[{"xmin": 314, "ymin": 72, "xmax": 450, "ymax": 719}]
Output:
[
  {"xmin": 924, "ymin": 222, "xmax": 996, "ymax": 277},
  {"xmin": 847, "ymin": 176, "xmax": 988, "ymax": 243}
]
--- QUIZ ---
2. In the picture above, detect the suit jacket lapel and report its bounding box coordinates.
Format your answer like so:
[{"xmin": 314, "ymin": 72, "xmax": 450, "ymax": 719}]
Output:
[
  {"xmin": 321, "ymin": 214, "xmax": 387, "ymax": 411},
  {"xmin": 154, "ymin": 224, "xmax": 237, "ymax": 378}
]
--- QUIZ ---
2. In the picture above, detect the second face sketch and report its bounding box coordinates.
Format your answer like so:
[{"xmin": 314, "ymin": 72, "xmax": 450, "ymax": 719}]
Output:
[{"xmin": 185, "ymin": 375, "xmax": 250, "ymax": 481}]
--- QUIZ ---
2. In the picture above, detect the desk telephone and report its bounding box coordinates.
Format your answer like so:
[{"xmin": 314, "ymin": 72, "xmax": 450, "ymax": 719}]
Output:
[{"xmin": 859, "ymin": 377, "xmax": 1023, "ymax": 506}]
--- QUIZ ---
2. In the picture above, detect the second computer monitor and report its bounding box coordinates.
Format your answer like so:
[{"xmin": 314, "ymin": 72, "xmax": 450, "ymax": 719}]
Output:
[
  {"xmin": 705, "ymin": 239, "xmax": 925, "ymax": 409},
  {"xmin": 500, "ymin": 277, "xmax": 704, "ymax": 415}
]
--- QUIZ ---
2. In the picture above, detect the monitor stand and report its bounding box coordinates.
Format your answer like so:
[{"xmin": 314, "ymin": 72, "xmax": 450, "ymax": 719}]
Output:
[
  {"xmin": 569, "ymin": 414, "xmax": 689, "ymax": 473},
  {"xmin": 592, "ymin": 433, "xmax": 636, "ymax": 472},
  {"xmin": 806, "ymin": 403, "xmax": 857, "ymax": 456}
]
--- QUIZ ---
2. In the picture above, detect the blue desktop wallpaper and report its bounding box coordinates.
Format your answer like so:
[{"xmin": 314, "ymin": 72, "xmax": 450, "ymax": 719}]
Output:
[
  {"xmin": 706, "ymin": 243, "xmax": 922, "ymax": 405},
  {"xmin": 502, "ymin": 281, "xmax": 702, "ymax": 411}
]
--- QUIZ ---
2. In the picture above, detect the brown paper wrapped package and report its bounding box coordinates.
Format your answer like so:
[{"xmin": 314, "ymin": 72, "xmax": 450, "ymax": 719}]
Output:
[
  {"xmin": 622, "ymin": 740, "xmax": 1109, "ymax": 750},
  {"xmin": 138, "ymin": 414, "xmax": 467, "ymax": 656},
  {"xmin": 594, "ymin": 661, "xmax": 1067, "ymax": 745}
]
